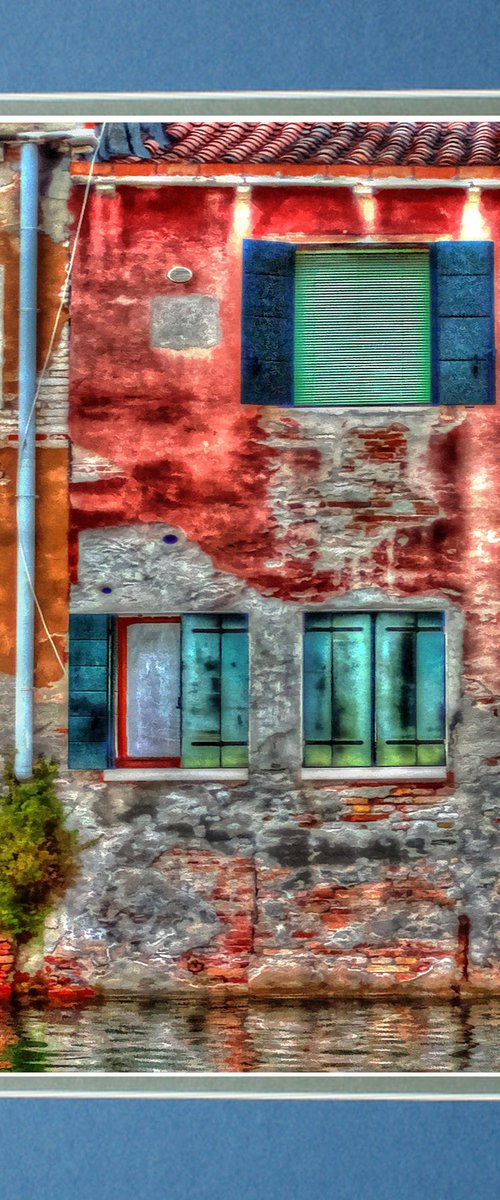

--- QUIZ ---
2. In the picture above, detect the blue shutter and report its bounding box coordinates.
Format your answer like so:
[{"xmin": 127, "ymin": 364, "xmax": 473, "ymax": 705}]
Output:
[
  {"xmin": 431, "ymin": 241, "xmax": 495, "ymax": 405},
  {"xmin": 68, "ymin": 614, "xmax": 113, "ymax": 769},
  {"xmin": 241, "ymin": 239, "xmax": 295, "ymax": 406}
]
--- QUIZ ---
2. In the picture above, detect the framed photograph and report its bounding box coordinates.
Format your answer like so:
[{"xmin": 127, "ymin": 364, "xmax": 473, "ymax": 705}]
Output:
[{"xmin": 0, "ymin": 94, "xmax": 499, "ymax": 1108}]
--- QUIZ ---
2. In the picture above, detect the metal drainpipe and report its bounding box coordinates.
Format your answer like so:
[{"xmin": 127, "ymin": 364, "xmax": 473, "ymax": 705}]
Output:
[{"xmin": 14, "ymin": 141, "xmax": 39, "ymax": 780}]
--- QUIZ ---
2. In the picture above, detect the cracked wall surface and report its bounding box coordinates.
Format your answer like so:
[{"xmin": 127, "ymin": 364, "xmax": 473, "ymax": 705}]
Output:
[
  {"xmin": 4, "ymin": 177, "xmax": 500, "ymax": 998},
  {"xmin": 0, "ymin": 145, "xmax": 70, "ymax": 750}
]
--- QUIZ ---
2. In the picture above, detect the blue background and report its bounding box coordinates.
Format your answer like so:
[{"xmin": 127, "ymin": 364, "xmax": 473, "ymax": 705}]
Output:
[
  {"xmin": 0, "ymin": 0, "xmax": 499, "ymax": 91},
  {"xmin": 1, "ymin": 0, "xmax": 500, "ymax": 1194},
  {"xmin": 0, "ymin": 1100, "xmax": 497, "ymax": 1198}
]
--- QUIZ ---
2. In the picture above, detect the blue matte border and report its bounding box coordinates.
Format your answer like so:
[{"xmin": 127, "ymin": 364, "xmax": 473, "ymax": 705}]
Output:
[
  {"xmin": 0, "ymin": 0, "xmax": 500, "ymax": 92},
  {"xmin": 0, "ymin": 1099, "xmax": 498, "ymax": 1200},
  {"xmin": 2, "ymin": 0, "xmax": 500, "ymax": 1195}
]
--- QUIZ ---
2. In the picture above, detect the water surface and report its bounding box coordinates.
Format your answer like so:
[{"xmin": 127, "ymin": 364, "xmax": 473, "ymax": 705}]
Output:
[{"xmin": 1, "ymin": 998, "xmax": 499, "ymax": 1073}]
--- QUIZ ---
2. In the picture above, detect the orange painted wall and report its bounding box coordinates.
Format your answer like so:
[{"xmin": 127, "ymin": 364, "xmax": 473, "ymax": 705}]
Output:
[{"xmin": 0, "ymin": 446, "xmax": 68, "ymax": 686}]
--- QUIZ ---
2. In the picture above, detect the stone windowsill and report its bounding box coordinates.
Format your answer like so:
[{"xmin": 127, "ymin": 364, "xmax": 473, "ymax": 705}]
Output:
[
  {"xmin": 102, "ymin": 768, "xmax": 248, "ymax": 783},
  {"xmin": 103, "ymin": 767, "xmax": 447, "ymax": 784},
  {"xmin": 301, "ymin": 767, "xmax": 448, "ymax": 783}
]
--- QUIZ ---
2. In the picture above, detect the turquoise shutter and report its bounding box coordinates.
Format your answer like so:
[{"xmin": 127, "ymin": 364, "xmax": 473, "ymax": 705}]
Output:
[
  {"xmin": 430, "ymin": 241, "xmax": 495, "ymax": 405},
  {"xmin": 415, "ymin": 612, "xmax": 446, "ymax": 766},
  {"xmin": 220, "ymin": 614, "xmax": 249, "ymax": 768},
  {"xmin": 241, "ymin": 239, "xmax": 295, "ymax": 406},
  {"xmin": 375, "ymin": 613, "xmax": 417, "ymax": 766},
  {"xmin": 331, "ymin": 614, "xmax": 372, "ymax": 767},
  {"xmin": 303, "ymin": 613, "xmax": 333, "ymax": 766},
  {"xmin": 375, "ymin": 612, "xmax": 445, "ymax": 766},
  {"xmin": 181, "ymin": 615, "xmax": 249, "ymax": 767},
  {"xmin": 303, "ymin": 613, "xmax": 372, "ymax": 767},
  {"xmin": 68, "ymin": 614, "xmax": 113, "ymax": 769}
]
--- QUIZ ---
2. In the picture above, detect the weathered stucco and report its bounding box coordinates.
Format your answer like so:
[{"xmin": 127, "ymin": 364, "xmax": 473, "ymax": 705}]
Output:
[
  {"xmin": 0, "ymin": 147, "xmax": 71, "ymax": 707},
  {"xmin": 5, "ymin": 173, "xmax": 500, "ymax": 999}
]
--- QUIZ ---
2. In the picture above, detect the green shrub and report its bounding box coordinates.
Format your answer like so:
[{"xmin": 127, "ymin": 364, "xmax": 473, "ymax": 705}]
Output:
[{"xmin": 0, "ymin": 757, "xmax": 79, "ymax": 941}]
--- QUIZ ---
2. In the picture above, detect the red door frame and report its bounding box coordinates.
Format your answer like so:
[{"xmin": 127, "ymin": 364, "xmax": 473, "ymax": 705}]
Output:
[{"xmin": 116, "ymin": 616, "xmax": 182, "ymax": 768}]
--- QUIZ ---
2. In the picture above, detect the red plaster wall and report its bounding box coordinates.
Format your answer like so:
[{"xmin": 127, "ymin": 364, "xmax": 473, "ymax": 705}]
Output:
[{"xmin": 69, "ymin": 184, "xmax": 500, "ymax": 690}]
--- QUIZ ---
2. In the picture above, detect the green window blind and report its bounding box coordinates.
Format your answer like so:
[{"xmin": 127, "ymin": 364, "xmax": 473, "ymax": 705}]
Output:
[
  {"xmin": 303, "ymin": 611, "xmax": 445, "ymax": 768},
  {"xmin": 294, "ymin": 249, "xmax": 432, "ymax": 406},
  {"xmin": 181, "ymin": 614, "xmax": 249, "ymax": 768}
]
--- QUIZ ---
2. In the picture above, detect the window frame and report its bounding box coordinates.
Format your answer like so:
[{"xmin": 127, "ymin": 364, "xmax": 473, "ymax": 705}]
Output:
[
  {"xmin": 116, "ymin": 615, "xmax": 182, "ymax": 769},
  {"xmin": 240, "ymin": 236, "xmax": 495, "ymax": 410},
  {"xmin": 113, "ymin": 612, "xmax": 250, "ymax": 772},
  {"xmin": 301, "ymin": 607, "xmax": 448, "ymax": 772}
]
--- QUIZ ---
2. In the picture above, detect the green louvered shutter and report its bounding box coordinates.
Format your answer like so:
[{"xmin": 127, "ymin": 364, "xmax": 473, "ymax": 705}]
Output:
[
  {"xmin": 220, "ymin": 614, "xmax": 249, "ymax": 767},
  {"xmin": 294, "ymin": 248, "xmax": 432, "ymax": 406},
  {"xmin": 241, "ymin": 239, "xmax": 295, "ymax": 405},
  {"xmin": 303, "ymin": 613, "xmax": 372, "ymax": 766},
  {"xmin": 303, "ymin": 614, "xmax": 333, "ymax": 766},
  {"xmin": 68, "ymin": 614, "xmax": 113, "ymax": 769},
  {"xmin": 181, "ymin": 614, "xmax": 249, "ymax": 767},
  {"xmin": 415, "ymin": 612, "xmax": 446, "ymax": 765},
  {"xmin": 430, "ymin": 241, "xmax": 495, "ymax": 405},
  {"xmin": 375, "ymin": 612, "xmax": 445, "ymax": 767}
]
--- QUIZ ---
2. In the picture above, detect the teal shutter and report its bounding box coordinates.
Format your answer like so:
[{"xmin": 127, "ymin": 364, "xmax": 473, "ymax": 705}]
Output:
[
  {"xmin": 331, "ymin": 614, "xmax": 372, "ymax": 766},
  {"xmin": 294, "ymin": 249, "xmax": 432, "ymax": 406},
  {"xmin": 415, "ymin": 612, "xmax": 446, "ymax": 766},
  {"xmin": 431, "ymin": 241, "xmax": 495, "ymax": 405},
  {"xmin": 220, "ymin": 614, "xmax": 249, "ymax": 767},
  {"xmin": 375, "ymin": 612, "xmax": 445, "ymax": 766},
  {"xmin": 303, "ymin": 613, "xmax": 372, "ymax": 766},
  {"xmin": 68, "ymin": 614, "xmax": 112, "ymax": 769},
  {"xmin": 181, "ymin": 615, "xmax": 248, "ymax": 768},
  {"xmin": 241, "ymin": 239, "xmax": 295, "ymax": 406},
  {"xmin": 303, "ymin": 613, "xmax": 333, "ymax": 766},
  {"xmin": 375, "ymin": 613, "xmax": 417, "ymax": 766}
]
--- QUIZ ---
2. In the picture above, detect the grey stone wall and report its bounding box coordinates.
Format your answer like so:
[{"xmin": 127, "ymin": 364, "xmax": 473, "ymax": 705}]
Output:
[{"xmin": 39, "ymin": 465, "xmax": 500, "ymax": 996}]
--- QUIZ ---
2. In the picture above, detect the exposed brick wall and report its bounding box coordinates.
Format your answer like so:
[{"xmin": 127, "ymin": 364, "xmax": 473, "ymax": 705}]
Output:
[{"xmin": 22, "ymin": 178, "xmax": 500, "ymax": 997}]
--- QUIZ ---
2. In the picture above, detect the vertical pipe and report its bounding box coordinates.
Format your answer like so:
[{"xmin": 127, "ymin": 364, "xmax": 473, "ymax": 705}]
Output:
[{"xmin": 14, "ymin": 142, "xmax": 39, "ymax": 779}]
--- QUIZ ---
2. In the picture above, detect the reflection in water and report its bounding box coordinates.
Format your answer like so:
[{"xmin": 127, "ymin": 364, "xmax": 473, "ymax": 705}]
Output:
[{"xmin": 0, "ymin": 998, "xmax": 499, "ymax": 1073}]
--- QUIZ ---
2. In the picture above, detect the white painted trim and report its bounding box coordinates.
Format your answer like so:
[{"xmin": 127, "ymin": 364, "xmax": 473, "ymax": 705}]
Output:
[
  {"xmin": 102, "ymin": 768, "xmax": 248, "ymax": 783},
  {"xmin": 74, "ymin": 174, "xmax": 500, "ymax": 189},
  {"xmin": 5, "ymin": 90, "xmax": 500, "ymax": 98},
  {"xmin": 301, "ymin": 767, "xmax": 448, "ymax": 783}
]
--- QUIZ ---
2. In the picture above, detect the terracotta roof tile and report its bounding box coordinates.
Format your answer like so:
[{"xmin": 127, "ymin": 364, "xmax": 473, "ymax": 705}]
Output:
[{"xmin": 96, "ymin": 121, "xmax": 500, "ymax": 167}]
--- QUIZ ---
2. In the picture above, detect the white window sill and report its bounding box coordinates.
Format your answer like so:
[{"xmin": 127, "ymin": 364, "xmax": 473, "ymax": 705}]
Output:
[
  {"xmin": 102, "ymin": 768, "xmax": 248, "ymax": 783},
  {"xmin": 301, "ymin": 767, "xmax": 448, "ymax": 783}
]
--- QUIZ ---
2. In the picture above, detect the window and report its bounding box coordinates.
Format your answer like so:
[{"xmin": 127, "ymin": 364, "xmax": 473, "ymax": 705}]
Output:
[
  {"xmin": 241, "ymin": 239, "xmax": 495, "ymax": 408},
  {"xmin": 68, "ymin": 613, "xmax": 249, "ymax": 770},
  {"xmin": 294, "ymin": 248, "xmax": 430, "ymax": 406},
  {"xmin": 303, "ymin": 611, "xmax": 446, "ymax": 769}
]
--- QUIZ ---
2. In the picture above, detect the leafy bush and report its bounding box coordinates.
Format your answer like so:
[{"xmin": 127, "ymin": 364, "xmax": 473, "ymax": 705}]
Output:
[{"xmin": 0, "ymin": 757, "xmax": 79, "ymax": 941}]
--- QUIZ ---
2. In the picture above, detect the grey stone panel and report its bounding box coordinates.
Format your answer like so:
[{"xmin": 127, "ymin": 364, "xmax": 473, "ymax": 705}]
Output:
[{"xmin": 151, "ymin": 295, "xmax": 220, "ymax": 349}]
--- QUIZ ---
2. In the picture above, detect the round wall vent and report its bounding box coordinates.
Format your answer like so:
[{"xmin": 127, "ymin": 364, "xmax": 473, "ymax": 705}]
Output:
[{"xmin": 168, "ymin": 265, "xmax": 193, "ymax": 283}]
